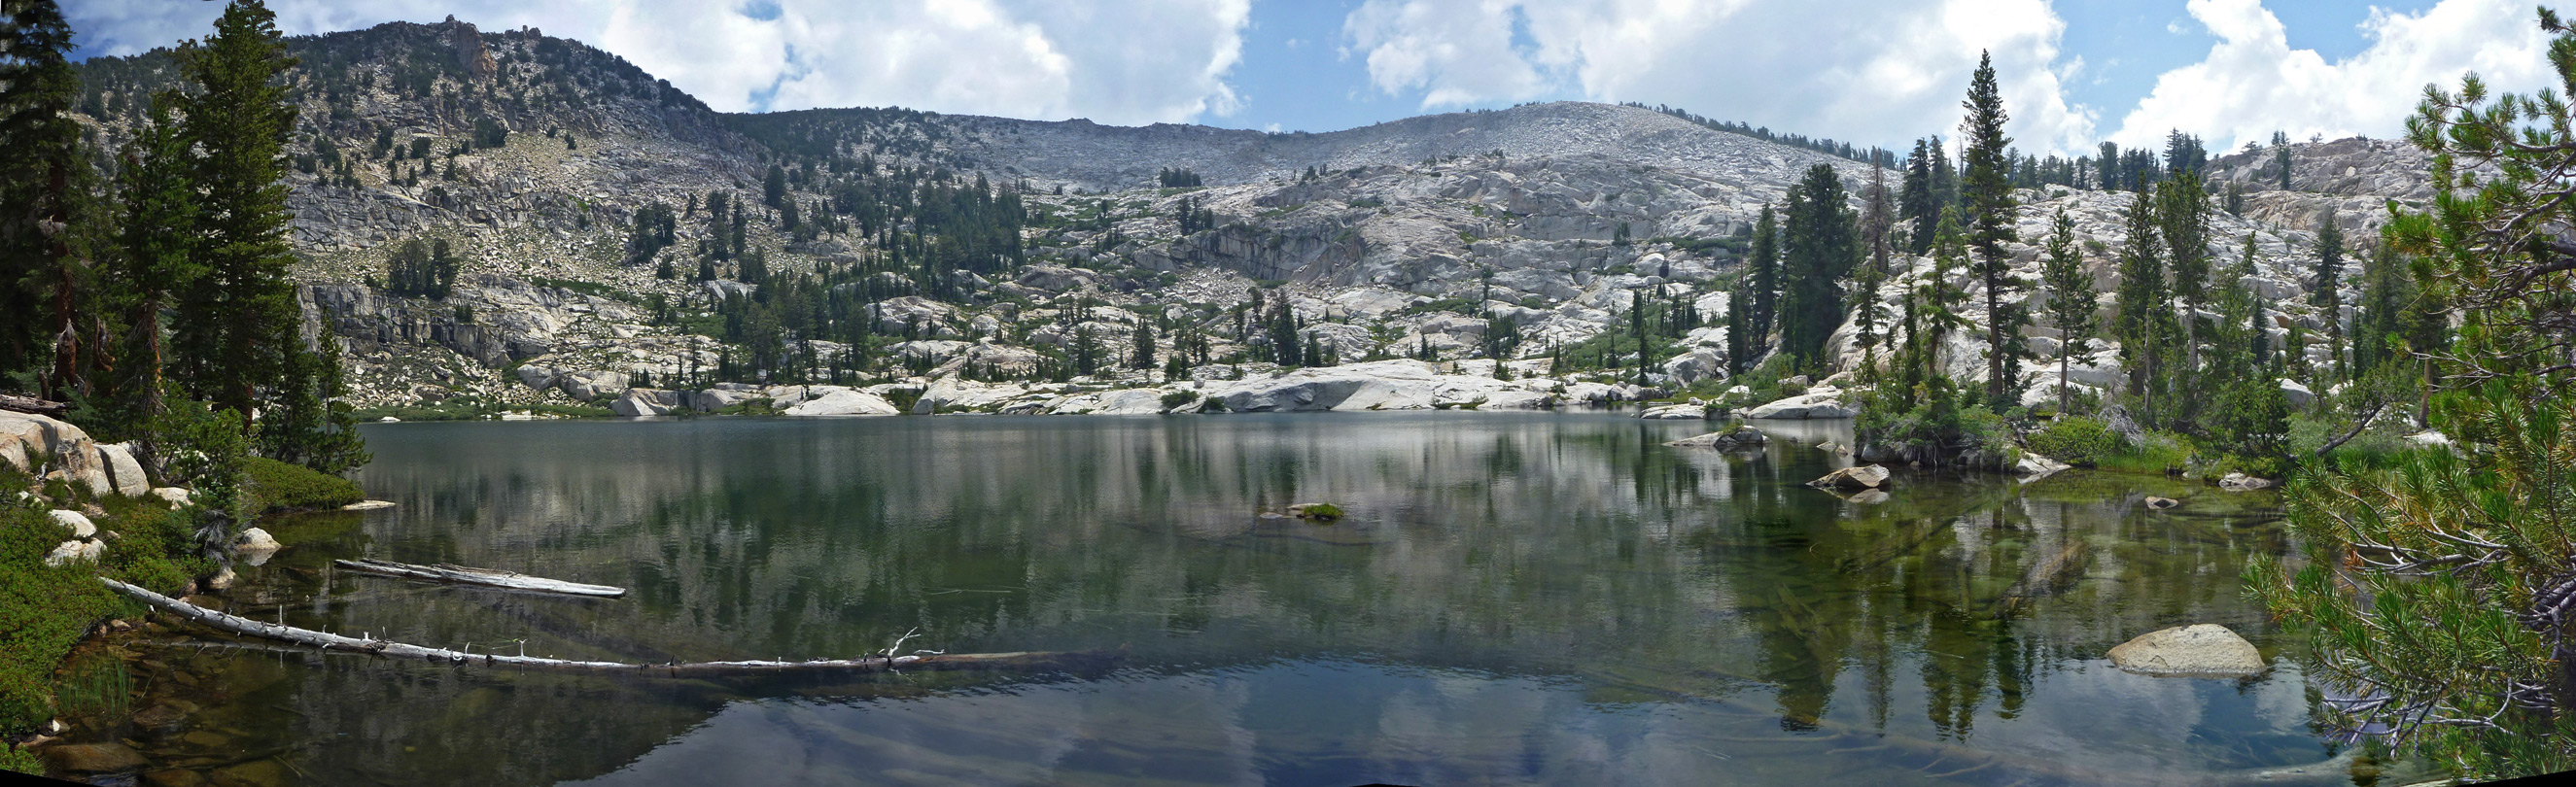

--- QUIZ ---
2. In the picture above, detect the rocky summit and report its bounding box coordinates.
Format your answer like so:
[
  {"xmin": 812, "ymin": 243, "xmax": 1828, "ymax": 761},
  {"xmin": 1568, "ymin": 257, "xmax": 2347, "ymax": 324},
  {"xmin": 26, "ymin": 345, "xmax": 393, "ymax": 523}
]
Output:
[{"xmin": 69, "ymin": 18, "xmax": 2426, "ymax": 417}]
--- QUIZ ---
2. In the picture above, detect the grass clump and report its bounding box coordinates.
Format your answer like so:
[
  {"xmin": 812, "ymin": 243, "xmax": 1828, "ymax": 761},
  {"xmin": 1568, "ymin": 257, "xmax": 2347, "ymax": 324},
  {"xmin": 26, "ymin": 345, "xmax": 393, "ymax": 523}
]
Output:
[{"xmin": 241, "ymin": 456, "xmax": 364, "ymax": 514}]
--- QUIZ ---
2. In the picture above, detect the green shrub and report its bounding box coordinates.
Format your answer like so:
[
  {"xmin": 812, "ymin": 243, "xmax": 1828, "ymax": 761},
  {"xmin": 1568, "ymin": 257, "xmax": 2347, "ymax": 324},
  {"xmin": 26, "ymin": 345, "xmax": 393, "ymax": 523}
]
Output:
[
  {"xmin": 1160, "ymin": 391, "xmax": 1200, "ymax": 409},
  {"xmin": 241, "ymin": 456, "xmax": 363, "ymax": 514},
  {"xmin": 2028, "ymin": 417, "xmax": 2120, "ymax": 467}
]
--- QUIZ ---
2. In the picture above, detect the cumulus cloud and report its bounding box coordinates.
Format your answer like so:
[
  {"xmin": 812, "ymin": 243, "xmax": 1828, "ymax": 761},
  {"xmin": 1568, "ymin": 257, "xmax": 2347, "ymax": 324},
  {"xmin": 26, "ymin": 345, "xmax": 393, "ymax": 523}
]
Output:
[
  {"xmin": 1340, "ymin": 0, "xmax": 2099, "ymax": 156},
  {"xmin": 64, "ymin": 0, "xmax": 1250, "ymax": 124},
  {"xmin": 2106, "ymin": 0, "xmax": 2554, "ymax": 152}
]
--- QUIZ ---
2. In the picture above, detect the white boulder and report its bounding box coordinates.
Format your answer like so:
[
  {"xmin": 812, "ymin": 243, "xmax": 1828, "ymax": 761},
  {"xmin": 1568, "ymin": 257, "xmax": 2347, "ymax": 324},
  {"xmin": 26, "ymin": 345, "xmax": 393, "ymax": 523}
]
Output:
[
  {"xmin": 1636, "ymin": 403, "xmax": 1707, "ymax": 420},
  {"xmin": 783, "ymin": 387, "xmax": 901, "ymax": 416},
  {"xmin": 234, "ymin": 527, "xmax": 280, "ymax": 552},
  {"xmin": 97, "ymin": 443, "xmax": 150, "ymax": 497},
  {"xmin": 149, "ymin": 487, "xmax": 192, "ymax": 508},
  {"xmin": 49, "ymin": 510, "xmax": 96, "ymax": 539},
  {"xmin": 2107, "ymin": 624, "xmax": 2267, "ymax": 677},
  {"xmin": 44, "ymin": 539, "xmax": 104, "ymax": 567},
  {"xmin": 1745, "ymin": 388, "xmax": 1855, "ymax": 420}
]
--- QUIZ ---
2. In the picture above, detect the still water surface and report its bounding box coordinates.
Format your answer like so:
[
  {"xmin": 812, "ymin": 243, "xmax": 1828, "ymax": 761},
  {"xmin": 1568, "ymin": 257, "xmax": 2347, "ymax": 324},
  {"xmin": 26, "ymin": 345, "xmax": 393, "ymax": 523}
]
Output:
[{"xmin": 106, "ymin": 413, "xmax": 2403, "ymax": 785}]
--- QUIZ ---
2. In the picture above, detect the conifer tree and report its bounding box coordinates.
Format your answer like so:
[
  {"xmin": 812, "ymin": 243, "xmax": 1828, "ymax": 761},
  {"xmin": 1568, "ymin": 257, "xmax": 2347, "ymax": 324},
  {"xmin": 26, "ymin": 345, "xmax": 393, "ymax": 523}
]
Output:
[
  {"xmin": 0, "ymin": 0, "xmax": 87, "ymax": 395},
  {"xmin": 2312, "ymin": 208, "xmax": 2347, "ymax": 381},
  {"xmin": 1779, "ymin": 164, "xmax": 1857, "ymax": 369},
  {"xmin": 1897, "ymin": 139, "xmax": 1935, "ymax": 255},
  {"xmin": 1958, "ymin": 51, "xmax": 2023, "ymax": 406},
  {"xmin": 2158, "ymin": 171, "xmax": 2213, "ymax": 425},
  {"xmin": 1130, "ymin": 318, "xmax": 1156, "ymax": 370},
  {"xmin": 1857, "ymin": 161, "xmax": 1897, "ymax": 370},
  {"xmin": 170, "ymin": 0, "xmax": 303, "ymax": 422},
  {"xmin": 2111, "ymin": 194, "xmax": 2175, "ymax": 422},
  {"xmin": 2270, "ymin": 130, "xmax": 2294, "ymax": 189},
  {"xmin": 2037, "ymin": 207, "xmax": 2091, "ymax": 415},
  {"xmin": 95, "ymin": 93, "xmax": 200, "ymax": 442},
  {"xmin": 1747, "ymin": 203, "xmax": 1780, "ymax": 359}
]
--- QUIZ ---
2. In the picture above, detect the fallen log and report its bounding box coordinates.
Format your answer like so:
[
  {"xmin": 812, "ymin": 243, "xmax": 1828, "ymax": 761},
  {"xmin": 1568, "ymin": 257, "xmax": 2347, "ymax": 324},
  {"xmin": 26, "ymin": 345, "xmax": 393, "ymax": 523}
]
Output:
[
  {"xmin": 333, "ymin": 559, "xmax": 628, "ymax": 598},
  {"xmin": 0, "ymin": 393, "xmax": 68, "ymax": 418},
  {"xmin": 102, "ymin": 577, "xmax": 1118, "ymax": 677}
]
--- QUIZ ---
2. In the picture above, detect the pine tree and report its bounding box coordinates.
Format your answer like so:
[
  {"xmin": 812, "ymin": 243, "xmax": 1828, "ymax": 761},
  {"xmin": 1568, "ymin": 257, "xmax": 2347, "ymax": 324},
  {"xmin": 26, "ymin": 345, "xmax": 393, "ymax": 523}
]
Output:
[
  {"xmin": 1130, "ymin": 318, "xmax": 1156, "ymax": 370},
  {"xmin": 2158, "ymin": 171, "xmax": 2213, "ymax": 426},
  {"xmin": 1779, "ymin": 164, "xmax": 1857, "ymax": 369},
  {"xmin": 95, "ymin": 94, "xmax": 200, "ymax": 442},
  {"xmin": 1899, "ymin": 138, "xmax": 1937, "ymax": 256},
  {"xmin": 2111, "ymin": 194, "xmax": 2176, "ymax": 424},
  {"xmin": 0, "ymin": 0, "xmax": 87, "ymax": 394},
  {"xmin": 2312, "ymin": 208, "xmax": 2347, "ymax": 382},
  {"xmin": 2037, "ymin": 207, "xmax": 2091, "ymax": 415},
  {"xmin": 1857, "ymin": 161, "xmax": 1897, "ymax": 370},
  {"xmin": 1958, "ymin": 51, "xmax": 2023, "ymax": 406},
  {"xmin": 2270, "ymin": 130, "xmax": 2294, "ymax": 190},
  {"xmin": 170, "ymin": 0, "xmax": 304, "ymax": 423},
  {"xmin": 1748, "ymin": 203, "xmax": 1780, "ymax": 359},
  {"xmin": 764, "ymin": 163, "xmax": 788, "ymax": 209}
]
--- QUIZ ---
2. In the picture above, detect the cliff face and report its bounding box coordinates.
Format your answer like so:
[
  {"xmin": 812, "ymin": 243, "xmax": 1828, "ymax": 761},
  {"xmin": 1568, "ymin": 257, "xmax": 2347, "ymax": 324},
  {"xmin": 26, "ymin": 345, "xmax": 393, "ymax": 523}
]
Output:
[{"xmin": 71, "ymin": 20, "xmax": 2434, "ymax": 413}]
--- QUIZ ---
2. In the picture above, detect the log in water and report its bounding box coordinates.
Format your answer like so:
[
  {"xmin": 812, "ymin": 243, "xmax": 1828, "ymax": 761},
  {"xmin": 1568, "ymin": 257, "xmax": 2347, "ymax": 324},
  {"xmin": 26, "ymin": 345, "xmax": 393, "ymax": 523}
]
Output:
[
  {"xmin": 333, "ymin": 558, "xmax": 629, "ymax": 598},
  {"xmin": 103, "ymin": 577, "xmax": 1118, "ymax": 676}
]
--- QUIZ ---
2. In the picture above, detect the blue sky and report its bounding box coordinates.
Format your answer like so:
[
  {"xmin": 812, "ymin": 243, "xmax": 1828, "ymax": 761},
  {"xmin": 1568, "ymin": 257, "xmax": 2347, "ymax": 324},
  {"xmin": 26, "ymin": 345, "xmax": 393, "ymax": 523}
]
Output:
[{"xmin": 69, "ymin": 0, "xmax": 2535, "ymax": 156}]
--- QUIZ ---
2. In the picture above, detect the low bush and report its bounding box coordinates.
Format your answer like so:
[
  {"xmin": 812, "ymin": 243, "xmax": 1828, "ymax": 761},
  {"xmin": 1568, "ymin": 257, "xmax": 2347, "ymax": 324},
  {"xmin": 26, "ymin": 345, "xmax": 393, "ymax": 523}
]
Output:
[
  {"xmin": 2028, "ymin": 417, "xmax": 2121, "ymax": 467},
  {"xmin": 241, "ymin": 457, "xmax": 364, "ymax": 514},
  {"xmin": 1160, "ymin": 391, "xmax": 1200, "ymax": 409}
]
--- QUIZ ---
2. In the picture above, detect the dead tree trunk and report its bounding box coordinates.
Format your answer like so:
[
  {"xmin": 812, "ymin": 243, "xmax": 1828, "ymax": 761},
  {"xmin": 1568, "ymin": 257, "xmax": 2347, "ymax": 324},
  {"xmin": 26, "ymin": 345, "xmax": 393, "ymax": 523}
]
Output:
[
  {"xmin": 103, "ymin": 577, "xmax": 1117, "ymax": 676},
  {"xmin": 333, "ymin": 559, "xmax": 628, "ymax": 598}
]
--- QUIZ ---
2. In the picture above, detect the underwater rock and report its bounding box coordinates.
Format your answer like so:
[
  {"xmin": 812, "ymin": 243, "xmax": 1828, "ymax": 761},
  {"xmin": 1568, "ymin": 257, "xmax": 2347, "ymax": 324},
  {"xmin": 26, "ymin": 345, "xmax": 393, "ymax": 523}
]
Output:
[{"xmin": 43, "ymin": 741, "xmax": 149, "ymax": 774}]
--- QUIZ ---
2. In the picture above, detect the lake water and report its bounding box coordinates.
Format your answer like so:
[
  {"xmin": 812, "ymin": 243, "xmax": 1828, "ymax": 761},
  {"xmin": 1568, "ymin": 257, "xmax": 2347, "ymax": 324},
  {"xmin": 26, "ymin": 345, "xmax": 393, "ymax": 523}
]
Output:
[{"xmin": 78, "ymin": 413, "xmax": 2419, "ymax": 786}]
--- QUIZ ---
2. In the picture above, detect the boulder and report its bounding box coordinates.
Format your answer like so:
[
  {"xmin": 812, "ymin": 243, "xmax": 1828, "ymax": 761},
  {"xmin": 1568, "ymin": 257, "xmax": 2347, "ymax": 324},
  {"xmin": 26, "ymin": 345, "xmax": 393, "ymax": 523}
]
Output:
[
  {"xmin": 2218, "ymin": 473, "xmax": 2276, "ymax": 492},
  {"xmin": 2145, "ymin": 496, "xmax": 2180, "ymax": 509},
  {"xmin": 1745, "ymin": 388, "xmax": 1855, "ymax": 420},
  {"xmin": 2107, "ymin": 624, "xmax": 2267, "ymax": 677},
  {"xmin": 98, "ymin": 442, "xmax": 151, "ymax": 496},
  {"xmin": 558, "ymin": 369, "xmax": 630, "ymax": 401},
  {"xmin": 42, "ymin": 741, "xmax": 149, "ymax": 774},
  {"xmin": 1665, "ymin": 427, "xmax": 1766, "ymax": 449},
  {"xmin": 609, "ymin": 388, "xmax": 677, "ymax": 417},
  {"xmin": 150, "ymin": 487, "xmax": 192, "ymax": 508},
  {"xmin": 1807, "ymin": 464, "xmax": 1891, "ymax": 490},
  {"xmin": 782, "ymin": 387, "xmax": 901, "ymax": 416},
  {"xmin": 342, "ymin": 500, "xmax": 396, "ymax": 510},
  {"xmin": 2279, "ymin": 378, "xmax": 2315, "ymax": 408},
  {"xmin": 0, "ymin": 410, "xmax": 114, "ymax": 496},
  {"xmin": 44, "ymin": 539, "xmax": 104, "ymax": 566},
  {"xmin": 49, "ymin": 509, "xmax": 97, "ymax": 539},
  {"xmin": 234, "ymin": 527, "xmax": 281, "ymax": 552},
  {"xmin": 2015, "ymin": 453, "xmax": 2071, "ymax": 482},
  {"xmin": 1636, "ymin": 402, "xmax": 1706, "ymax": 420}
]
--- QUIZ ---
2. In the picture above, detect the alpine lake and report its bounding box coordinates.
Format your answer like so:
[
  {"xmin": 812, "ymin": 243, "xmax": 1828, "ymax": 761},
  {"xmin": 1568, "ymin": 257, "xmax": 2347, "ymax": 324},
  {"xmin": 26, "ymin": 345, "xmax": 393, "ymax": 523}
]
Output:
[{"xmin": 46, "ymin": 412, "xmax": 2441, "ymax": 786}]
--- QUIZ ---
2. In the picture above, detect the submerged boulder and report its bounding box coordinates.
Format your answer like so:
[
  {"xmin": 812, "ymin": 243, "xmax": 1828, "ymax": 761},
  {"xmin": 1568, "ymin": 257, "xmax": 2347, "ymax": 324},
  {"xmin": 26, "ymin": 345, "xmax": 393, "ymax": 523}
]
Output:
[
  {"xmin": 1807, "ymin": 464, "xmax": 1891, "ymax": 490},
  {"xmin": 2218, "ymin": 473, "xmax": 2276, "ymax": 492},
  {"xmin": 2107, "ymin": 624, "xmax": 2266, "ymax": 677},
  {"xmin": 1665, "ymin": 426, "xmax": 1766, "ymax": 449},
  {"xmin": 42, "ymin": 741, "xmax": 149, "ymax": 774}
]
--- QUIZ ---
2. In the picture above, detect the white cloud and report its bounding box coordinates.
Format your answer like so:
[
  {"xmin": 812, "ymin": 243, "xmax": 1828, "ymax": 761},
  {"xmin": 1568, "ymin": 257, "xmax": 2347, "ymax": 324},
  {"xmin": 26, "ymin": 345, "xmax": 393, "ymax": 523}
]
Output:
[
  {"xmin": 1339, "ymin": 0, "xmax": 2101, "ymax": 156},
  {"xmin": 2106, "ymin": 0, "xmax": 2555, "ymax": 152},
  {"xmin": 65, "ymin": 0, "xmax": 1251, "ymax": 124}
]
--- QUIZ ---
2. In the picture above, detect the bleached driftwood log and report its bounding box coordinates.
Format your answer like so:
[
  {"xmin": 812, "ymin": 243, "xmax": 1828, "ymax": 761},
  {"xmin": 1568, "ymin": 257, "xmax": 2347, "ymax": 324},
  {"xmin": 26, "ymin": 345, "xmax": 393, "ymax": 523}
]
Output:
[
  {"xmin": 333, "ymin": 559, "xmax": 628, "ymax": 598},
  {"xmin": 102, "ymin": 577, "xmax": 1115, "ymax": 676}
]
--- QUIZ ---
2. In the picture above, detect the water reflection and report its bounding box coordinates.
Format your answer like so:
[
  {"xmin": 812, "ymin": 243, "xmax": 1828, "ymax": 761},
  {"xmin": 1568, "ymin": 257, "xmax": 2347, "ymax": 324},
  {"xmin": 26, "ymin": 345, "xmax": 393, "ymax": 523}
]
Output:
[{"xmin": 91, "ymin": 414, "xmax": 2409, "ymax": 785}]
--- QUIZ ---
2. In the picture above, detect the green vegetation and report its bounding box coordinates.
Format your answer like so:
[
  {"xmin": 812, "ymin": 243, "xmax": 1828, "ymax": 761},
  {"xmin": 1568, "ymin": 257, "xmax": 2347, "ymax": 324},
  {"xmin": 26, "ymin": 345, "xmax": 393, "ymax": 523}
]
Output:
[
  {"xmin": 2245, "ymin": 10, "xmax": 2576, "ymax": 778},
  {"xmin": 240, "ymin": 456, "xmax": 364, "ymax": 514},
  {"xmin": 2026, "ymin": 417, "xmax": 2119, "ymax": 467}
]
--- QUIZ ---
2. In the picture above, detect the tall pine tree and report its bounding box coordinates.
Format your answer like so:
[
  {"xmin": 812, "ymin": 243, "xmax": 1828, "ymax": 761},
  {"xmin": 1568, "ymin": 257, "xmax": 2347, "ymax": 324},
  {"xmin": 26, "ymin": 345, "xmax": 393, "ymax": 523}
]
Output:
[
  {"xmin": 2037, "ymin": 207, "xmax": 2092, "ymax": 416},
  {"xmin": 1958, "ymin": 51, "xmax": 2024, "ymax": 406},
  {"xmin": 0, "ymin": 0, "xmax": 88, "ymax": 396},
  {"xmin": 1747, "ymin": 203, "xmax": 1781, "ymax": 361},
  {"xmin": 2311, "ymin": 208, "xmax": 2348, "ymax": 382},
  {"xmin": 1779, "ymin": 164, "xmax": 1858, "ymax": 369},
  {"xmin": 171, "ymin": 0, "xmax": 303, "ymax": 422}
]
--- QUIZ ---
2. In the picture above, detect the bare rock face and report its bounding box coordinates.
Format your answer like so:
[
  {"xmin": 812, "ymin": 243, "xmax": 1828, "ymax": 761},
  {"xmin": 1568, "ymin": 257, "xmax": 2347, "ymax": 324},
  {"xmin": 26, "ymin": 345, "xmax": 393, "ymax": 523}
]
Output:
[{"xmin": 2107, "ymin": 624, "xmax": 2266, "ymax": 677}]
